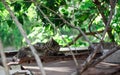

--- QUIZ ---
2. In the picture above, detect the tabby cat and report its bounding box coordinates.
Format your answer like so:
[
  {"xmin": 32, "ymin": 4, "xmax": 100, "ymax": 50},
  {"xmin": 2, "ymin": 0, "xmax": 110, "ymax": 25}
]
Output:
[{"xmin": 13, "ymin": 38, "xmax": 60, "ymax": 61}]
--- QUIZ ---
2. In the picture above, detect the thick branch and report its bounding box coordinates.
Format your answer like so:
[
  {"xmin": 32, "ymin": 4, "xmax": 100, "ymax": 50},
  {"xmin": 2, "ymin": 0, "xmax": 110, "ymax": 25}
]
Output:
[
  {"xmin": 91, "ymin": 45, "xmax": 120, "ymax": 66},
  {"xmin": 1, "ymin": 1, "xmax": 46, "ymax": 75},
  {"xmin": 80, "ymin": 43, "xmax": 102, "ymax": 74},
  {"xmin": 80, "ymin": 45, "xmax": 120, "ymax": 74}
]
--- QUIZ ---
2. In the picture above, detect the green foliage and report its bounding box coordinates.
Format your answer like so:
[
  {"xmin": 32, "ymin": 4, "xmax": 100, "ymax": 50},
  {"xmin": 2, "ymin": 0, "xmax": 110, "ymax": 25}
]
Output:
[
  {"xmin": 0, "ymin": 2, "xmax": 5, "ymax": 11},
  {"xmin": 0, "ymin": 0, "xmax": 120, "ymax": 49}
]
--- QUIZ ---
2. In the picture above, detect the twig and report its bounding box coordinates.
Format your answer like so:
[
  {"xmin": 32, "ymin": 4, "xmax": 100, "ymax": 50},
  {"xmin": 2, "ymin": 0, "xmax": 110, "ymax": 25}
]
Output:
[
  {"xmin": 65, "ymin": 14, "xmax": 102, "ymax": 47},
  {"xmin": 32, "ymin": 0, "xmax": 79, "ymax": 68},
  {"xmin": 0, "ymin": 40, "xmax": 10, "ymax": 75},
  {"xmin": 32, "ymin": 0, "xmax": 57, "ymax": 35},
  {"xmin": 1, "ymin": 1, "xmax": 46, "ymax": 75}
]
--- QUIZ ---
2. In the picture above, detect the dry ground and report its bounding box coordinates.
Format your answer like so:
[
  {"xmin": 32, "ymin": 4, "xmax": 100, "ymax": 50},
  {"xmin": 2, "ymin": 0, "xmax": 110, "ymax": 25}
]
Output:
[
  {"xmin": 22, "ymin": 59, "xmax": 120, "ymax": 75},
  {"xmin": 22, "ymin": 60, "xmax": 84, "ymax": 75}
]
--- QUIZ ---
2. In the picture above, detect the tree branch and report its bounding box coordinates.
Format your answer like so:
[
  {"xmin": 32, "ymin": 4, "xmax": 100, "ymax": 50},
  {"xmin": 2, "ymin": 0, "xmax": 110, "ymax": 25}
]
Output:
[
  {"xmin": 93, "ymin": 0, "xmax": 107, "ymax": 25},
  {"xmin": 80, "ymin": 43, "xmax": 102, "ymax": 74},
  {"xmin": 1, "ymin": 1, "xmax": 46, "ymax": 75},
  {"xmin": 93, "ymin": 0, "xmax": 116, "ymax": 42},
  {"xmin": 88, "ymin": 15, "xmax": 101, "ymax": 39},
  {"xmin": 91, "ymin": 45, "xmax": 120, "ymax": 66},
  {"xmin": 0, "ymin": 40, "xmax": 10, "ymax": 75},
  {"xmin": 39, "ymin": 3, "xmax": 105, "ymax": 75},
  {"xmin": 65, "ymin": 30, "xmax": 104, "ymax": 47},
  {"xmin": 80, "ymin": 0, "xmax": 117, "ymax": 74},
  {"xmin": 80, "ymin": 45, "xmax": 120, "ymax": 74},
  {"xmin": 101, "ymin": 0, "xmax": 117, "ymax": 41}
]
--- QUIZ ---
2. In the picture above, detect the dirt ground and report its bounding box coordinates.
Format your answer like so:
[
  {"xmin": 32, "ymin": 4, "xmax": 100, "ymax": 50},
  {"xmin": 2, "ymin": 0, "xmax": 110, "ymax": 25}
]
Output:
[
  {"xmin": 2, "ymin": 53, "xmax": 119, "ymax": 75},
  {"xmin": 22, "ymin": 60, "xmax": 84, "ymax": 75},
  {"xmin": 0, "ymin": 57, "xmax": 120, "ymax": 75},
  {"xmin": 22, "ymin": 59, "xmax": 120, "ymax": 75}
]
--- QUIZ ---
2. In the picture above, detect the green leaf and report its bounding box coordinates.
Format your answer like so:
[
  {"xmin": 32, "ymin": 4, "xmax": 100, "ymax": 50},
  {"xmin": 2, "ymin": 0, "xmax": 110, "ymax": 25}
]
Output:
[
  {"xmin": 23, "ymin": 0, "xmax": 32, "ymax": 10},
  {"xmin": 14, "ymin": 2, "xmax": 21, "ymax": 12},
  {"xmin": 7, "ymin": 20, "xmax": 14, "ymax": 27},
  {"xmin": 0, "ymin": 2, "xmax": 5, "ymax": 11},
  {"xmin": 18, "ymin": 16, "xmax": 23, "ymax": 24}
]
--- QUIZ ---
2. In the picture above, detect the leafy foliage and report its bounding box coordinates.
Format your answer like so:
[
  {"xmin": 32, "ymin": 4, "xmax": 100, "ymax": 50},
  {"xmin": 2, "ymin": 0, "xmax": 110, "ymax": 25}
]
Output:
[{"xmin": 0, "ymin": 0, "xmax": 120, "ymax": 49}]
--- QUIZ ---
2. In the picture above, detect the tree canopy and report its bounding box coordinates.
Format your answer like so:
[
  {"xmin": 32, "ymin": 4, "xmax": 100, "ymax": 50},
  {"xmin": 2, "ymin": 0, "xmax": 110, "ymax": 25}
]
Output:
[{"xmin": 0, "ymin": 0, "xmax": 120, "ymax": 48}]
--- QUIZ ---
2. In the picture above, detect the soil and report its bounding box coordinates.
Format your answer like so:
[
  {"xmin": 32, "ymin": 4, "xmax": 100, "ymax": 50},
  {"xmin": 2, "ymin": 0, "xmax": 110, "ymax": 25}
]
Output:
[
  {"xmin": 4, "ymin": 52, "xmax": 120, "ymax": 75},
  {"xmin": 21, "ymin": 59, "xmax": 120, "ymax": 75}
]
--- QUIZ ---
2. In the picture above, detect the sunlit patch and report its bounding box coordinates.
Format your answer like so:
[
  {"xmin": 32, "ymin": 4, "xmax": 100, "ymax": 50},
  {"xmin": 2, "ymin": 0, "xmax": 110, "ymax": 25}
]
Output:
[
  {"xmin": 112, "ymin": 23, "xmax": 117, "ymax": 27},
  {"xmin": 23, "ymin": 66, "xmax": 72, "ymax": 72}
]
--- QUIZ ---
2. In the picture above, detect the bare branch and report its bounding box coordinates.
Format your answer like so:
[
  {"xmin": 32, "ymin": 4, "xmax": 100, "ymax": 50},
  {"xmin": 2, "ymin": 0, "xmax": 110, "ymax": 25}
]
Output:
[
  {"xmin": 0, "ymin": 40, "xmax": 10, "ymax": 75},
  {"xmin": 64, "ymin": 14, "xmax": 101, "ymax": 47},
  {"xmin": 1, "ymin": 1, "xmax": 46, "ymax": 75}
]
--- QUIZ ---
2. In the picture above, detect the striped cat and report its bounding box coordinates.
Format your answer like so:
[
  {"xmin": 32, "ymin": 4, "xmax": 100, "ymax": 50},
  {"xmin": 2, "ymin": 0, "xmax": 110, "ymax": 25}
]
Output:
[{"xmin": 13, "ymin": 38, "xmax": 60, "ymax": 61}]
